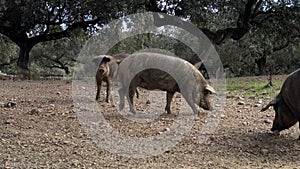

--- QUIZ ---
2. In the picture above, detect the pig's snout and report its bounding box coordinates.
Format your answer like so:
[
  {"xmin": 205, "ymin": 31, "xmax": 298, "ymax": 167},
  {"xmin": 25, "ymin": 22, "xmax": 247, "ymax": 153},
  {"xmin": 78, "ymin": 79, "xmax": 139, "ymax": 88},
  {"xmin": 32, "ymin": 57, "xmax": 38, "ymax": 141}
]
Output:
[{"xmin": 98, "ymin": 69, "xmax": 105, "ymax": 74}]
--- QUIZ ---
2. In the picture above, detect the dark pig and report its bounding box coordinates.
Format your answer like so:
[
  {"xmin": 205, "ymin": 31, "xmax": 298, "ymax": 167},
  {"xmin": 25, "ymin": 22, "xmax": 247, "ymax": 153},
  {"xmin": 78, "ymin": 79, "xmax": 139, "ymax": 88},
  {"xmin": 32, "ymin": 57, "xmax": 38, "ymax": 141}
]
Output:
[
  {"xmin": 94, "ymin": 54, "xmax": 127, "ymax": 102},
  {"xmin": 261, "ymin": 68, "xmax": 300, "ymax": 139},
  {"xmin": 93, "ymin": 54, "xmax": 138, "ymax": 102}
]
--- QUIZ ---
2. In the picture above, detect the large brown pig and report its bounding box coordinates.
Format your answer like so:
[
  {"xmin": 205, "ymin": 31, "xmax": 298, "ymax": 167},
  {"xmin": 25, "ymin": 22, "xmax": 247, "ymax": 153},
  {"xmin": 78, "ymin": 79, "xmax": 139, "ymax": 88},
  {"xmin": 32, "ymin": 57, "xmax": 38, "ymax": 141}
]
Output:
[
  {"xmin": 261, "ymin": 68, "xmax": 300, "ymax": 139},
  {"xmin": 93, "ymin": 53, "xmax": 131, "ymax": 102},
  {"xmin": 117, "ymin": 52, "xmax": 216, "ymax": 114}
]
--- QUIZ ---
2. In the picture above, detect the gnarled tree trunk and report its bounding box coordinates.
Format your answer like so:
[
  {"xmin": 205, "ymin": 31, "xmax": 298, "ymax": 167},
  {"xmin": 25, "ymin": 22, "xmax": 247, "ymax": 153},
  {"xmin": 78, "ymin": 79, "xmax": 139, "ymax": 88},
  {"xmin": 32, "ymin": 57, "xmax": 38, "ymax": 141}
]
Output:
[
  {"xmin": 17, "ymin": 43, "xmax": 33, "ymax": 79},
  {"xmin": 255, "ymin": 57, "xmax": 266, "ymax": 76}
]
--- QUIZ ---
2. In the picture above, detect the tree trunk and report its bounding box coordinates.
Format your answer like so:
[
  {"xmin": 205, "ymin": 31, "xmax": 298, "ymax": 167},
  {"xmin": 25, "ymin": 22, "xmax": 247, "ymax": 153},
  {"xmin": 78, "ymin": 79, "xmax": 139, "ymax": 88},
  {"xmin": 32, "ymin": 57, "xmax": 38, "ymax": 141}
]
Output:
[
  {"xmin": 255, "ymin": 57, "xmax": 266, "ymax": 75},
  {"xmin": 64, "ymin": 67, "xmax": 70, "ymax": 75},
  {"xmin": 17, "ymin": 46, "xmax": 32, "ymax": 79}
]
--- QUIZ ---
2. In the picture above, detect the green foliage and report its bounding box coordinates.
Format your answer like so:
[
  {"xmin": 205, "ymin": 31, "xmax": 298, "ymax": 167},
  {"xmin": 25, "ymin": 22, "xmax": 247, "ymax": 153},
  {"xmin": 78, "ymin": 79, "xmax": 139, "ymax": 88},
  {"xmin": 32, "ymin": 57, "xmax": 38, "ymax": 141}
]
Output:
[
  {"xmin": 268, "ymin": 45, "xmax": 300, "ymax": 75},
  {"xmin": 0, "ymin": 0, "xmax": 299, "ymax": 77},
  {"xmin": 30, "ymin": 29, "xmax": 88, "ymax": 77},
  {"xmin": 219, "ymin": 38, "xmax": 300, "ymax": 77},
  {"xmin": 0, "ymin": 0, "xmax": 147, "ymax": 76},
  {"xmin": 0, "ymin": 34, "xmax": 18, "ymax": 74},
  {"xmin": 218, "ymin": 39, "xmax": 259, "ymax": 77},
  {"xmin": 108, "ymin": 33, "xmax": 194, "ymax": 57}
]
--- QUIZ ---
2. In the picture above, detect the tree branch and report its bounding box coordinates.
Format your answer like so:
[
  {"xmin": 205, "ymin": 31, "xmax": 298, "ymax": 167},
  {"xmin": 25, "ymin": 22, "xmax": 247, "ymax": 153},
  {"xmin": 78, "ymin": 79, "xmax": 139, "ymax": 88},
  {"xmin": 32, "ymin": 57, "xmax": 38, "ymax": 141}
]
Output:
[
  {"xmin": 0, "ymin": 58, "xmax": 17, "ymax": 67},
  {"xmin": 151, "ymin": 0, "xmax": 261, "ymax": 44},
  {"xmin": 30, "ymin": 17, "xmax": 101, "ymax": 45}
]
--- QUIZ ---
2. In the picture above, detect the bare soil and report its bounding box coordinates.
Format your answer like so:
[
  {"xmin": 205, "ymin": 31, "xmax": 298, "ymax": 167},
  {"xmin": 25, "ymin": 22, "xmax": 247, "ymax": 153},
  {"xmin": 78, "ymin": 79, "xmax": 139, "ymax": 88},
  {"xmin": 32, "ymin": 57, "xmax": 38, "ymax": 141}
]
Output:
[{"xmin": 0, "ymin": 76, "xmax": 299, "ymax": 168}]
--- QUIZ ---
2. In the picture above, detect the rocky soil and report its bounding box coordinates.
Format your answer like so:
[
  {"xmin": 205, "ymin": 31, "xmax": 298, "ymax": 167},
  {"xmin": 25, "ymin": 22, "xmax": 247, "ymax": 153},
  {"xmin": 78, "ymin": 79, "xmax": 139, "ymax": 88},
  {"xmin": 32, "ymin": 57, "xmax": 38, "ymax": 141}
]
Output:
[{"xmin": 0, "ymin": 76, "xmax": 299, "ymax": 168}]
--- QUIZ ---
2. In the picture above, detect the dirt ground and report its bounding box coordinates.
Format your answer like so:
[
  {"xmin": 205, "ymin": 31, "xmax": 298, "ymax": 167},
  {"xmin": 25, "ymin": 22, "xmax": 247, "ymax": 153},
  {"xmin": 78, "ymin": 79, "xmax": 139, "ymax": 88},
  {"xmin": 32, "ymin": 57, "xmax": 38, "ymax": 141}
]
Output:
[{"xmin": 0, "ymin": 76, "xmax": 299, "ymax": 168}]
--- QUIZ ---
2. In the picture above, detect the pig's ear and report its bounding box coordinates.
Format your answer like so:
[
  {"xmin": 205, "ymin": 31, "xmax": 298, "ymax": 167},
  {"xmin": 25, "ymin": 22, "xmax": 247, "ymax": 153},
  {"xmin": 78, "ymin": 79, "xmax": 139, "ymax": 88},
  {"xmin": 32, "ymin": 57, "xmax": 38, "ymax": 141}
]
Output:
[
  {"xmin": 116, "ymin": 59, "xmax": 122, "ymax": 65},
  {"xmin": 205, "ymin": 85, "xmax": 217, "ymax": 95},
  {"xmin": 193, "ymin": 61, "xmax": 202, "ymax": 69}
]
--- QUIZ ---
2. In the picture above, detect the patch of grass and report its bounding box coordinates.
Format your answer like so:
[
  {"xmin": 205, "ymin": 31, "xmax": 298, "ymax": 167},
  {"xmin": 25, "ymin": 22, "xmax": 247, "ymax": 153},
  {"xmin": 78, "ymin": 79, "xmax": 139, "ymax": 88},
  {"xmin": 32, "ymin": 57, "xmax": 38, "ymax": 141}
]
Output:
[{"xmin": 226, "ymin": 78, "xmax": 283, "ymax": 98}]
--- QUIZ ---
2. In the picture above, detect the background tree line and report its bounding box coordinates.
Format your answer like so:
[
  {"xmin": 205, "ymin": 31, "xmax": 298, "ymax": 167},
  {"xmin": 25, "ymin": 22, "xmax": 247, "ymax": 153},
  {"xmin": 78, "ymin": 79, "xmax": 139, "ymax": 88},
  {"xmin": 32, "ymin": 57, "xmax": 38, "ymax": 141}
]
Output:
[{"xmin": 0, "ymin": 0, "xmax": 299, "ymax": 78}]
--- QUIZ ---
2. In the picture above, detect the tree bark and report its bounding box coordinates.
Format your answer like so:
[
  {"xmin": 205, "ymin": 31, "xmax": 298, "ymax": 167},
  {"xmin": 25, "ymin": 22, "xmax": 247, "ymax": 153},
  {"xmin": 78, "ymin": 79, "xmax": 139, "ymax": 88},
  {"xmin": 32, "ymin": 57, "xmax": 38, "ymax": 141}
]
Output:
[
  {"xmin": 255, "ymin": 57, "xmax": 266, "ymax": 75},
  {"xmin": 17, "ymin": 45, "xmax": 32, "ymax": 79}
]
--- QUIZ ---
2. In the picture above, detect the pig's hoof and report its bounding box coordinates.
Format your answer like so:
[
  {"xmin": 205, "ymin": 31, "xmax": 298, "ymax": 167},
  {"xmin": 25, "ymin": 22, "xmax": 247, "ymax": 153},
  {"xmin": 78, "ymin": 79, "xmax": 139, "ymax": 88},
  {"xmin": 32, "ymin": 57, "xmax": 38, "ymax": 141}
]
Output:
[
  {"xmin": 119, "ymin": 106, "xmax": 124, "ymax": 111},
  {"xmin": 165, "ymin": 108, "xmax": 171, "ymax": 114},
  {"xmin": 197, "ymin": 109, "xmax": 202, "ymax": 116}
]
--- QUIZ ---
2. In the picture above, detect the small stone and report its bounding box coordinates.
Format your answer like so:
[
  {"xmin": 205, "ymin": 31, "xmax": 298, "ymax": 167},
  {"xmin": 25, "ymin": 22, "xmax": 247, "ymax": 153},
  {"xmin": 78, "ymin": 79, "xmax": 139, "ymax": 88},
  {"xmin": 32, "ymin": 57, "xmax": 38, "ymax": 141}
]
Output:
[
  {"xmin": 29, "ymin": 108, "xmax": 41, "ymax": 115},
  {"xmin": 72, "ymin": 160, "xmax": 80, "ymax": 167},
  {"xmin": 258, "ymin": 99, "xmax": 263, "ymax": 104},
  {"xmin": 248, "ymin": 96, "xmax": 256, "ymax": 99},
  {"xmin": 4, "ymin": 119, "xmax": 14, "ymax": 125},
  {"xmin": 238, "ymin": 101, "xmax": 245, "ymax": 105},
  {"xmin": 4, "ymin": 101, "xmax": 16, "ymax": 108},
  {"xmin": 63, "ymin": 140, "xmax": 71, "ymax": 145},
  {"xmin": 56, "ymin": 92, "xmax": 61, "ymax": 95},
  {"xmin": 237, "ymin": 96, "xmax": 244, "ymax": 100},
  {"xmin": 226, "ymin": 95, "xmax": 235, "ymax": 99},
  {"xmin": 146, "ymin": 100, "xmax": 151, "ymax": 104},
  {"xmin": 264, "ymin": 119, "xmax": 272, "ymax": 124},
  {"xmin": 254, "ymin": 104, "xmax": 261, "ymax": 107},
  {"xmin": 261, "ymin": 148, "xmax": 268, "ymax": 155}
]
